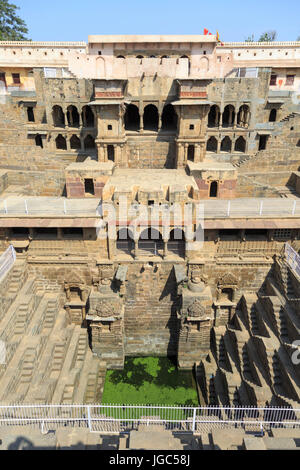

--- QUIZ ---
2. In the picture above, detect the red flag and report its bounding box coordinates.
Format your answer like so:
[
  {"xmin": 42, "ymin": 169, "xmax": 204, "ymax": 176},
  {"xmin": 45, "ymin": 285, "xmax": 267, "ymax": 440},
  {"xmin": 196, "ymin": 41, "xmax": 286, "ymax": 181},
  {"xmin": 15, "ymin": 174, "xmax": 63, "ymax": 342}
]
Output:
[{"xmin": 204, "ymin": 28, "xmax": 209, "ymax": 35}]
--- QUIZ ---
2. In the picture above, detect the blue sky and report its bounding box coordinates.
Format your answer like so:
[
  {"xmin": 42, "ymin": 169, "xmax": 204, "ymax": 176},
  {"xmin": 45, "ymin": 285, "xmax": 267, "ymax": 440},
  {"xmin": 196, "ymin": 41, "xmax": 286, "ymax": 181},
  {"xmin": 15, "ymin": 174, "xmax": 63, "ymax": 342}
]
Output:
[{"xmin": 14, "ymin": 0, "xmax": 300, "ymax": 42}]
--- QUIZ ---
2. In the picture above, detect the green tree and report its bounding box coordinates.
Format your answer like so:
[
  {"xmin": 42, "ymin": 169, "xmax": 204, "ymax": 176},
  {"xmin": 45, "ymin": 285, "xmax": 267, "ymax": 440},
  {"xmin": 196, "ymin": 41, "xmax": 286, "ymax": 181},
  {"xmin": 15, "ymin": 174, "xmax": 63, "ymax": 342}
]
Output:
[
  {"xmin": 258, "ymin": 30, "xmax": 277, "ymax": 42},
  {"xmin": 0, "ymin": 0, "xmax": 29, "ymax": 41},
  {"xmin": 245, "ymin": 34, "xmax": 255, "ymax": 42}
]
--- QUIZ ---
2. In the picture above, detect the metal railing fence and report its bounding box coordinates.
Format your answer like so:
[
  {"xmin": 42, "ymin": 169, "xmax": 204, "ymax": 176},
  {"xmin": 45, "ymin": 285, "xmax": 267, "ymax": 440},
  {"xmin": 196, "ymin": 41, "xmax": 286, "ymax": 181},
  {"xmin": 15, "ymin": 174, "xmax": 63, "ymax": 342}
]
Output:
[
  {"xmin": 0, "ymin": 404, "xmax": 299, "ymax": 435},
  {"xmin": 285, "ymin": 243, "xmax": 300, "ymax": 278},
  {"xmin": 0, "ymin": 245, "xmax": 16, "ymax": 281}
]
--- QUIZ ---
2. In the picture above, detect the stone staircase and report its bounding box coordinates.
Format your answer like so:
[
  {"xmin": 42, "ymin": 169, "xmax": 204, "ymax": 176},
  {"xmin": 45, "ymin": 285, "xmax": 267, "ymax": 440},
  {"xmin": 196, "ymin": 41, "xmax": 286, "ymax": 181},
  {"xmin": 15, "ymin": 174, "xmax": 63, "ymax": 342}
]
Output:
[
  {"xmin": 197, "ymin": 263, "xmax": 300, "ymax": 408},
  {"xmin": 280, "ymin": 112, "xmax": 298, "ymax": 123},
  {"xmin": 0, "ymin": 262, "xmax": 106, "ymax": 405}
]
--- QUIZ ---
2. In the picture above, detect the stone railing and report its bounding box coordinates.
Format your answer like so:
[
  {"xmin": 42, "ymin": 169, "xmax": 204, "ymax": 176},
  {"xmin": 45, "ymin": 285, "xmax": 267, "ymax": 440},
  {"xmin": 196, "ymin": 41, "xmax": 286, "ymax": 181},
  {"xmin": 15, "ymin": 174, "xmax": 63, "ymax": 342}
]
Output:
[{"xmin": 220, "ymin": 41, "xmax": 300, "ymax": 47}]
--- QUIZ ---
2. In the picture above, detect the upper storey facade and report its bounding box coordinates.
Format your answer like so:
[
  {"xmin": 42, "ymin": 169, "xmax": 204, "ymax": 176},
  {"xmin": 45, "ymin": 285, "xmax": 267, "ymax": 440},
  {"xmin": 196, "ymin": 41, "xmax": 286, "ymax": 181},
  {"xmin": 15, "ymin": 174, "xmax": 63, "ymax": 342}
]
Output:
[{"xmin": 0, "ymin": 36, "xmax": 299, "ymax": 92}]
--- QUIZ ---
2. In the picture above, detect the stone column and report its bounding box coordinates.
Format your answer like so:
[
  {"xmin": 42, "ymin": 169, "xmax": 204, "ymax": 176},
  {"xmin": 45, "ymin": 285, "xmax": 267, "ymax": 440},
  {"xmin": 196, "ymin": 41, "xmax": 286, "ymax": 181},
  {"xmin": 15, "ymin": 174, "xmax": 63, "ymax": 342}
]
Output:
[
  {"xmin": 219, "ymin": 112, "xmax": 223, "ymax": 129},
  {"xmin": 163, "ymin": 239, "xmax": 169, "ymax": 259},
  {"xmin": 139, "ymin": 106, "xmax": 143, "ymax": 132},
  {"xmin": 184, "ymin": 143, "xmax": 188, "ymax": 164},
  {"xmin": 215, "ymin": 305, "xmax": 221, "ymax": 326},
  {"xmin": 217, "ymin": 138, "xmax": 221, "ymax": 153},
  {"xmin": 200, "ymin": 142, "xmax": 206, "ymax": 162},
  {"xmin": 65, "ymin": 135, "xmax": 70, "ymax": 151},
  {"xmin": 176, "ymin": 143, "xmax": 184, "ymax": 168},
  {"xmin": 57, "ymin": 228, "xmax": 63, "ymax": 240},
  {"xmin": 195, "ymin": 144, "xmax": 201, "ymax": 163},
  {"xmin": 215, "ymin": 109, "xmax": 219, "ymax": 127},
  {"xmin": 134, "ymin": 239, "xmax": 139, "ymax": 259},
  {"xmin": 115, "ymin": 144, "xmax": 120, "ymax": 164},
  {"xmin": 108, "ymin": 237, "xmax": 116, "ymax": 260},
  {"xmin": 229, "ymin": 108, "xmax": 233, "ymax": 127},
  {"xmin": 78, "ymin": 107, "xmax": 83, "ymax": 127},
  {"xmin": 158, "ymin": 114, "xmax": 162, "ymax": 132},
  {"xmin": 234, "ymin": 110, "xmax": 238, "ymax": 129},
  {"xmin": 97, "ymin": 144, "xmax": 104, "ymax": 162}
]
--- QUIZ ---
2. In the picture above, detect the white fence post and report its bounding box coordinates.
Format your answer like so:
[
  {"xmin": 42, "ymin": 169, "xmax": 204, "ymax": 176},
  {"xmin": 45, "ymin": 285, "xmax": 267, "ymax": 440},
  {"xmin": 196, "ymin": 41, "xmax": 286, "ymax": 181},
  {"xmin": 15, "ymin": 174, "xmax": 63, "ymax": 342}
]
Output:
[
  {"xmin": 63, "ymin": 200, "xmax": 67, "ymax": 214},
  {"xmin": 259, "ymin": 200, "xmax": 263, "ymax": 216},
  {"xmin": 87, "ymin": 405, "xmax": 91, "ymax": 431},
  {"xmin": 227, "ymin": 200, "xmax": 231, "ymax": 217},
  {"xmin": 292, "ymin": 200, "xmax": 296, "ymax": 216},
  {"xmin": 192, "ymin": 407, "xmax": 197, "ymax": 432},
  {"xmin": 24, "ymin": 199, "xmax": 28, "ymax": 215}
]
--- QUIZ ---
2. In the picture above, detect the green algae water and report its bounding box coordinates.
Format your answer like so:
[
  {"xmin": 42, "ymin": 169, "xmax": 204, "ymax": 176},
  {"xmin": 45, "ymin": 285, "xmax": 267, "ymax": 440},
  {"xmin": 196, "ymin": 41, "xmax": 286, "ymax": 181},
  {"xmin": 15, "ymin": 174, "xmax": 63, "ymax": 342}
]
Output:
[{"xmin": 102, "ymin": 356, "xmax": 198, "ymax": 406}]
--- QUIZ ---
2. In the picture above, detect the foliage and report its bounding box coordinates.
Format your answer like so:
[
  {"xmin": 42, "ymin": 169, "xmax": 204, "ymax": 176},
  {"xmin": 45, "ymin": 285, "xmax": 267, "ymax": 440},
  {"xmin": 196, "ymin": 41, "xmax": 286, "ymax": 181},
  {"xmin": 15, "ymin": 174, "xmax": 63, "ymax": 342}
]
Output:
[
  {"xmin": 258, "ymin": 30, "xmax": 277, "ymax": 42},
  {"xmin": 245, "ymin": 31, "xmax": 277, "ymax": 43},
  {"xmin": 102, "ymin": 356, "xmax": 198, "ymax": 406},
  {"xmin": 245, "ymin": 34, "xmax": 255, "ymax": 43},
  {"xmin": 0, "ymin": 0, "xmax": 29, "ymax": 41}
]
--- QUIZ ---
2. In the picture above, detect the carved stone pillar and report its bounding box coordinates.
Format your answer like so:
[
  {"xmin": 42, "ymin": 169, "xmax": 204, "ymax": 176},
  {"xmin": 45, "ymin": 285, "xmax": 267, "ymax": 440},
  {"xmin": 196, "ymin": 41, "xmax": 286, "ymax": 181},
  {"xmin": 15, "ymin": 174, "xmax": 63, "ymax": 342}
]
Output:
[
  {"xmin": 234, "ymin": 110, "xmax": 238, "ymax": 129},
  {"xmin": 184, "ymin": 143, "xmax": 188, "ymax": 164}
]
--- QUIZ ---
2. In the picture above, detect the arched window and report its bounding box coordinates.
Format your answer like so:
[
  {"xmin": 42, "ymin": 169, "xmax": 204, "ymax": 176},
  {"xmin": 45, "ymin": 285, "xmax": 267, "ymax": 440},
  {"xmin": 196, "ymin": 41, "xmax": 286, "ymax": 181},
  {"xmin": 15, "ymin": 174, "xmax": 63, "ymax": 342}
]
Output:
[
  {"xmin": 143, "ymin": 104, "xmax": 159, "ymax": 131},
  {"xmin": 67, "ymin": 105, "xmax": 80, "ymax": 127},
  {"xmin": 180, "ymin": 55, "xmax": 190, "ymax": 71},
  {"xmin": 117, "ymin": 228, "xmax": 134, "ymax": 255},
  {"xmin": 168, "ymin": 229, "xmax": 185, "ymax": 258},
  {"xmin": 117, "ymin": 55, "xmax": 125, "ymax": 59},
  {"xmin": 237, "ymin": 105, "xmax": 250, "ymax": 127},
  {"xmin": 234, "ymin": 136, "xmax": 246, "ymax": 153},
  {"xmin": 56, "ymin": 134, "xmax": 67, "ymax": 150},
  {"xmin": 210, "ymin": 181, "xmax": 218, "ymax": 198},
  {"xmin": 107, "ymin": 145, "xmax": 115, "ymax": 161},
  {"xmin": 138, "ymin": 228, "xmax": 163, "ymax": 256},
  {"xmin": 222, "ymin": 105, "xmax": 235, "ymax": 127},
  {"xmin": 269, "ymin": 108, "xmax": 277, "ymax": 122},
  {"xmin": 70, "ymin": 135, "xmax": 81, "ymax": 150},
  {"xmin": 124, "ymin": 104, "xmax": 140, "ymax": 131},
  {"xmin": 136, "ymin": 55, "xmax": 144, "ymax": 59},
  {"xmin": 35, "ymin": 134, "xmax": 43, "ymax": 148},
  {"xmin": 161, "ymin": 104, "xmax": 177, "ymax": 131},
  {"xmin": 221, "ymin": 136, "xmax": 232, "ymax": 152},
  {"xmin": 208, "ymin": 105, "xmax": 220, "ymax": 127},
  {"xmin": 52, "ymin": 105, "xmax": 65, "ymax": 127},
  {"xmin": 84, "ymin": 135, "xmax": 95, "ymax": 150},
  {"xmin": 187, "ymin": 145, "xmax": 195, "ymax": 161},
  {"xmin": 81, "ymin": 106, "xmax": 94, "ymax": 127},
  {"xmin": 206, "ymin": 136, "xmax": 218, "ymax": 152}
]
